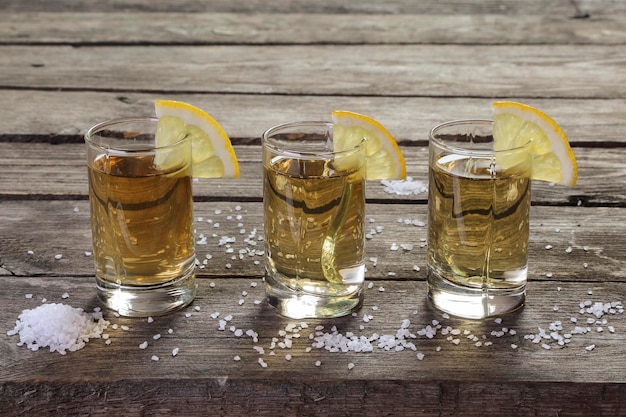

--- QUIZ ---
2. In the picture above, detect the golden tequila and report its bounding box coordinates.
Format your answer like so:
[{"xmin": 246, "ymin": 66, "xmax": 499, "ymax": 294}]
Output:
[
  {"xmin": 88, "ymin": 154, "xmax": 195, "ymax": 286},
  {"xmin": 426, "ymin": 119, "xmax": 532, "ymax": 318},
  {"xmin": 428, "ymin": 154, "xmax": 531, "ymax": 289},
  {"xmin": 264, "ymin": 157, "xmax": 365, "ymax": 293}
]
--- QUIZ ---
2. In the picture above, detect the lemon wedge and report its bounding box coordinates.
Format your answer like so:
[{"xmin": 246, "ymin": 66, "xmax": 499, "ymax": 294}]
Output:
[
  {"xmin": 493, "ymin": 101, "xmax": 577, "ymax": 186},
  {"xmin": 154, "ymin": 100, "xmax": 240, "ymax": 178},
  {"xmin": 331, "ymin": 110, "xmax": 406, "ymax": 180}
]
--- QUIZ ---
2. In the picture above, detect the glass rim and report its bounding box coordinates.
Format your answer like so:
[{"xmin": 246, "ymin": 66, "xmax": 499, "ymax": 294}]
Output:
[
  {"xmin": 84, "ymin": 117, "xmax": 188, "ymax": 152},
  {"xmin": 262, "ymin": 120, "xmax": 365, "ymax": 158},
  {"xmin": 429, "ymin": 119, "xmax": 531, "ymax": 156}
]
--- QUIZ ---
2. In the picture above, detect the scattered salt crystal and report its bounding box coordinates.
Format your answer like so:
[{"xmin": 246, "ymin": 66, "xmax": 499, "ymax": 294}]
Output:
[
  {"xmin": 258, "ymin": 358, "xmax": 268, "ymax": 368},
  {"xmin": 348, "ymin": 362, "xmax": 355, "ymax": 370},
  {"xmin": 139, "ymin": 341, "xmax": 148, "ymax": 349},
  {"xmin": 153, "ymin": 334, "xmax": 161, "ymax": 340},
  {"xmin": 151, "ymin": 355, "xmax": 159, "ymax": 361},
  {"xmin": 84, "ymin": 251, "xmax": 92, "ymax": 256},
  {"xmin": 380, "ymin": 177, "xmax": 427, "ymax": 196},
  {"xmin": 27, "ymin": 250, "xmax": 34, "ymax": 255},
  {"xmin": 285, "ymin": 354, "xmax": 292, "ymax": 361},
  {"xmin": 585, "ymin": 344, "xmax": 595, "ymax": 351},
  {"xmin": 168, "ymin": 328, "xmax": 174, "ymax": 334},
  {"xmin": 172, "ymin": 348, "xmax": 179, "ymax": 356},
  {"xmin": 25, "ymin": 294, "xmax": 33, "ymax": 299},
  {"xmin": 545, "ymin": 245, "xmax": 553, "ymax": 250},
  {"xmin": 315, "ymin": 361, "xmax": 322, "ymax": 367},
  {"xmin": 233, "ymin": 355, "xmax": 241, "ymax": 361},
  {"xmin": 416, "ymin": 352, "xmax": 425, "ymax": 361},
  {"xmin": 54, "ymin": 254, "xmax": 63, "ymax": 260}
]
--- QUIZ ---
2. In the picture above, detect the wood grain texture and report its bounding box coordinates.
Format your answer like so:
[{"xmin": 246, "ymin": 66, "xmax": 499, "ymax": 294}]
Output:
[
  {"xmin": 2, "ymin": 13, "xmax": 626, "ymax": 45},
  {"xmin": 2, "ymin": 44, "xmax": 626, "ymax": 98},
  {"xmin": 2, "ymin": 1, "xmax": 626, "ymax": 415},
  {"xmin": 1, "ymin": 141, "xmax": 623, "ymax": 205},
  {"xmin": 1, "ymin": 92, "xmax": 623, "ymax": 144},
  {"xmin": 2, "ymin": 277, "xmax": 626, "ymax": 416},
  {"xmin": 1, "ymin": 201, "xmax": 624, "ymax": 281},
  {"xmin": 0, "ymin": 0, "xmax": 587, "ymax": 15}
]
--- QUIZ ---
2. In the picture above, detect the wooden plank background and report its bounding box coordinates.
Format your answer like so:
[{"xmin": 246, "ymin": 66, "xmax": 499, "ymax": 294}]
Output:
[{"xmin": 1, "ymin": 0, "xmax": 626, "ymax": 416}]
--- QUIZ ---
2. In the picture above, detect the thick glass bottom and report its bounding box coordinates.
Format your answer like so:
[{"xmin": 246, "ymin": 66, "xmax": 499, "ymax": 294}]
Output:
[
  {"xmin": 96, "ymin": 267, "xmax": 197, "ymax": 317},
  {"xmin": 264, "ymin": 273, "xmax": 363, "ymax": 319},
  {"xmin": 427, "ymin": 271, "xmax": 525, "ymax": 319}
]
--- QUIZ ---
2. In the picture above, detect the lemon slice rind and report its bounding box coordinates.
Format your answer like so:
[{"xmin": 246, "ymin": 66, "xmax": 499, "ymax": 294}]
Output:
[
  {"xmin": 331, "ymin": 110, "xmax": 406, "ymax": 180},
  {"xmin": 493, "ymin": 101, "xmax": 577, "ymax": 187},
  {"xmin": 154, "ymin": 100, "xmax": 240, "ymax": 178}
]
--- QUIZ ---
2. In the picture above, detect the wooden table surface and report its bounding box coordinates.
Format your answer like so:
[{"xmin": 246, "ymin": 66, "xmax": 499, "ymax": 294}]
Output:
[{"xmin": 2, "ymin": 1, "xmax": 626, "ymax": 416}]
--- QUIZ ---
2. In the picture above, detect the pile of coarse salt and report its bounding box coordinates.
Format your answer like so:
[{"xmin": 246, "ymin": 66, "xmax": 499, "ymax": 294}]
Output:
[
  {"xmin": 380, "ymin": 177, "xmax": 427, "ymax": 196},
  {"xmin": 7, "ymin": 303, "xmax": 109, "ymax": 355}
]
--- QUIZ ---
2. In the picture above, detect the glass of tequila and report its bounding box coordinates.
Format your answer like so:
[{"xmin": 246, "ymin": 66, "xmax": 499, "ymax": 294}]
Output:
[
  {"xmin": 427, "ymin": 120, "xmax": 531, "ymax": 319},
  {"xmin": 85, "ymin": 118, "xmax": 197, "ymax": 317},
  {"xmin": 262, "ymin": 121, "xmax": 366, "ymax": 319}
]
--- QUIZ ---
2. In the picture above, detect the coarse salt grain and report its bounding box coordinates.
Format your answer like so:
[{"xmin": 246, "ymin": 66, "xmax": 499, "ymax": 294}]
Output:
[
  {"xmin": 7, "ymin": 303, "xmax": 109, "ymax": 355},
  {"xmin": 380, "ymin": 177, "xmax": 427, "ymax": 196}
]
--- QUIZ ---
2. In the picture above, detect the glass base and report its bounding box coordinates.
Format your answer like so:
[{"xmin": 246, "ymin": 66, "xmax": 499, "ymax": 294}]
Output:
[
  {"xmin": 264, "ymin": 274, "xmax": 363, "ymax": 319},
  {"xmin": 96, "ymin": 268, "xmax": 197, "ymax": 317},
  {"xmin": 427, "ymin": 271, "xmax": 525, "ymax": 319}
]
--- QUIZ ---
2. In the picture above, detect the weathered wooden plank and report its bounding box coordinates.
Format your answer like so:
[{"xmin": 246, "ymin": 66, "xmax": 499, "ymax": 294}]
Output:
[
  {"xmin": 1, "ymin": 380, "xmax": 624, "ymax": 417},
  {"xmin": 1, "ymin": 45, "xmax": 626, "ymax": 98},
  {"xmin": 0, "ymin": 142, "xmax": 622, "ymax": 206},
  {"xmin": 1, "ymin": 276, "xmax": 626, "ymax": 416},
  {"xmin": 1, "ymin": 201, "xmax": 624, "ymax": 281},
  {"xmin": 2, "ymin": 13, "xmax": 626, "ymax": 45},
  {"xmin": 0, "ymin": 91, "xmax": 622, "ymax": 144},
  {"xmin": 0, "ymin": 0, "xmax": 584, "ymax": 16}
]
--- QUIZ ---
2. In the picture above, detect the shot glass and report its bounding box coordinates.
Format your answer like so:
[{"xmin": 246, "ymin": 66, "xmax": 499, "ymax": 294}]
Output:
[
  {"xmin": 262, "ymin": 121, "xmax": 366, "ymax": 319},
  {"xmin": 426, "ymin": 120, "xmax": 531, "ymax": 319},
  {"xmin": 85, "ymin": 118, "xmax": 197, "ymax": 317}
]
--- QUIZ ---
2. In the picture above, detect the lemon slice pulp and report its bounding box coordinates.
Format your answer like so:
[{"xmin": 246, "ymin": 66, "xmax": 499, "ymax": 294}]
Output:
[
  {"xmin": 493, "ymin": 101, "xmax": 577, "ymax": 186},
  {"xmin": 154, "ymin": 100, "xmax": 240, "ymax": 178},
  {"xmin": 331, "ymin": 110, "xmax": 406, "ymax": 180}
]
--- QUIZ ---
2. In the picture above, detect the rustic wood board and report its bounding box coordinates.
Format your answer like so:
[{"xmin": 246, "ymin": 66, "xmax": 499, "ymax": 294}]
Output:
[
  {"xmin": 0, "ymin": 141, "xmax": 623, "ymax": 206},
  {"xmin": 1, "ymin": 277, "xmax": 625, "ymax": 416},
  {"xmin": 2, "ymin": 44, "xmax": 626, "ymax": 98},
  {"xmin": 2, "ymin": 12, "xmax": 626, "ymax": 45},
  {"xmin": 1, "ymin": 201, "xmax": 623, "ymax": 281},
  {"xmin": 0, "ymin": 0, "xmax": 590, "ymax": 15},
  {"xmin": 0, "ymin": 91, "xmax": 623, "ymax": 144}
]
